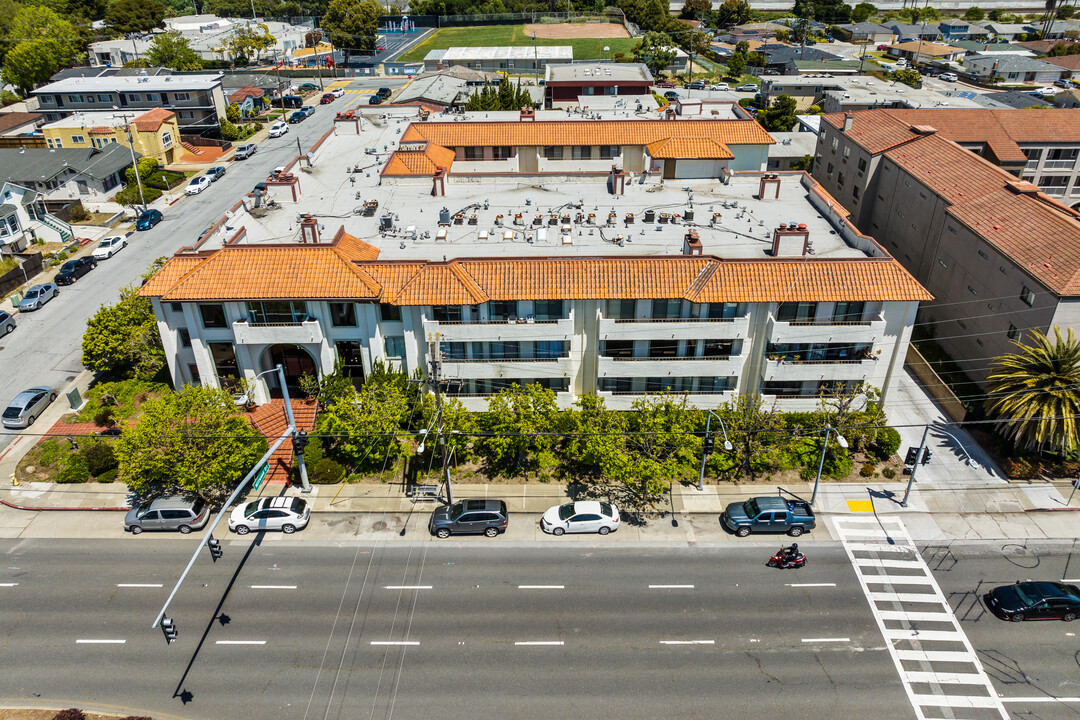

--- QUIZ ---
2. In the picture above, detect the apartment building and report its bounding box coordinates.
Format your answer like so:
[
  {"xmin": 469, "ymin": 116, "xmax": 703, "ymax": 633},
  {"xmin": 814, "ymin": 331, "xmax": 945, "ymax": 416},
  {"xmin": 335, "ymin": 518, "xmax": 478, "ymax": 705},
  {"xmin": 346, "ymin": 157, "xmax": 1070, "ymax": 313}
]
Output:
[
  {"xmin": 812, "ymin": 108, "xmax": 1080, "ymax": 388},
  {"xmin": 41, "ymin": 108, "xmax": 183, "ymax": 164},
  {"xmin": 139, "ymin": 107, "xmax": 928, "ymax": 411},
  {"xmin": 31, "ymin": 73, "xmax": 227, "ymax": 135}
]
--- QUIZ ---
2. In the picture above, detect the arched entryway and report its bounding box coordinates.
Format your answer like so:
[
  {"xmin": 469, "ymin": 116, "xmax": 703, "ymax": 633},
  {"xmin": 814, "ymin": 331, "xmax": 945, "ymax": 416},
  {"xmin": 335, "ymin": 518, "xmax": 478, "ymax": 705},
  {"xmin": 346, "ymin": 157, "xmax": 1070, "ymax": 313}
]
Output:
[{"xmin": 262, "ymin": 345, "xmax": 318, "ymax": 398}]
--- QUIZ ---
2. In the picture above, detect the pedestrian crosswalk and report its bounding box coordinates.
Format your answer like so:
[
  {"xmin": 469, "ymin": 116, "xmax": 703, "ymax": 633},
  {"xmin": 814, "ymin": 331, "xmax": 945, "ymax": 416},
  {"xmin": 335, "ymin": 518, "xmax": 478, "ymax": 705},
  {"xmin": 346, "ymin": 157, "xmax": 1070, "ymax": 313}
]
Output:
[
  {"xmin": 344, "ymin": 88, "xmax": 375, "ymax": 94},
  {"xmin": 834, "ymin": 516, "xmax": 1008, "ymax": 720}
]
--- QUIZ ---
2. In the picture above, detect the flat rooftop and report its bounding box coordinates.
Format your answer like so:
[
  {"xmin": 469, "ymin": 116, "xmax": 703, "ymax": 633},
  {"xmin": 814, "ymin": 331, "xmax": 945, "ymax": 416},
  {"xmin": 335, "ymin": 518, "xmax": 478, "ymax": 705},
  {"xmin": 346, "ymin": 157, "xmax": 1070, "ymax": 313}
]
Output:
[
  {"xmin": 33, "ymin": 72, "xmax": 224, "ymax": 94},
  {"xmin": 546, "ymin": 63, "xmax": 653, "ymax": 84},
  {"xmin": 42, "ymin": 111, "xmax": 133, "ymax": 129},
  {"xmin": 193, "ymin": 111, "xmax": 871, "ymax": 264}
]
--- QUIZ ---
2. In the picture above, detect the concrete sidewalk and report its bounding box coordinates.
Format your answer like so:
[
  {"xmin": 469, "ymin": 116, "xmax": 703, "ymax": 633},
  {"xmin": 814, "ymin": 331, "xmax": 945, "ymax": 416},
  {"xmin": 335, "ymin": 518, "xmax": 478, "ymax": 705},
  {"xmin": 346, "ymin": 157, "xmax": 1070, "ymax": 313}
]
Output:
[{"xmin": 2, "ymin": 474, "xmax": 1079, "ymax": 544}]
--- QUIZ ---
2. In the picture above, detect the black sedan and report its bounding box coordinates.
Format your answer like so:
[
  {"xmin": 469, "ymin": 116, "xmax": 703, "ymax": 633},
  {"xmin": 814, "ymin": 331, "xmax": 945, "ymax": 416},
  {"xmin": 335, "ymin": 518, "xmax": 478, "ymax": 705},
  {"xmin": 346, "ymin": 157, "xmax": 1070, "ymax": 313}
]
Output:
[
  {"xmin": 54, "ymin": 256, "xmax": 97, "ymax": 285},
  {"xmin": 984, "ymin": 581, "xmax": 1080, "ymax": 622},
  {"xmin": 288, "ymin": 110, "xmax": 306, "ymax": 124}
]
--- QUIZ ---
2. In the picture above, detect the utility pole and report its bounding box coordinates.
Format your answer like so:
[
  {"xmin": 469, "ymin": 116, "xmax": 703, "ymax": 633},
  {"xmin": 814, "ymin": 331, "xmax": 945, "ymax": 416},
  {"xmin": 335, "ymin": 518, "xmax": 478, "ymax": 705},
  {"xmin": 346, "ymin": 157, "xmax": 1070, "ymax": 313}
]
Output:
[
  {"xmin": 427, "ymin": 338, "xmax": 454, "ymax": 505},
  {"xmin": 119, "ymin": 116, "xmax": 147, "ymax": 211},
  {"xmin": 533, "ymin": 32, "xmax": 538, "ymax": 84}
]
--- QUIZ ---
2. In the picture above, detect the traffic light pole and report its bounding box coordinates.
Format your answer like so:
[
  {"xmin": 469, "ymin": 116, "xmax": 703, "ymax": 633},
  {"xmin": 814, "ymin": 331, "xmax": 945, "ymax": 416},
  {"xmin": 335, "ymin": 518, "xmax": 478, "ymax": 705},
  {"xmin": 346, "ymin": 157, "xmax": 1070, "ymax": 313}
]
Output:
[
  {"xmin": 900, "ymin": 424, "xmax": 930, "ymax": 508},
  {"xmin": 152, "ymin": 428, "xmax": 293, "ymax": 631}
]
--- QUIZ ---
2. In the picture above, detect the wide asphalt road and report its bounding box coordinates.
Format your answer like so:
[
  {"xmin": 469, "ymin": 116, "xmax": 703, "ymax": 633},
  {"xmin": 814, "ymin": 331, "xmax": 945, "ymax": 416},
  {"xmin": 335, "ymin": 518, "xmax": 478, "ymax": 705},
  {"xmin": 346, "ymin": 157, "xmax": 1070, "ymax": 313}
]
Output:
[
  {"xmin": 4, "ymin": 538, "xmax": 1078, "ymax": 720},
  {"xmin": 0, "ymin": 77, "xmax": 407, "ymax": 453}
]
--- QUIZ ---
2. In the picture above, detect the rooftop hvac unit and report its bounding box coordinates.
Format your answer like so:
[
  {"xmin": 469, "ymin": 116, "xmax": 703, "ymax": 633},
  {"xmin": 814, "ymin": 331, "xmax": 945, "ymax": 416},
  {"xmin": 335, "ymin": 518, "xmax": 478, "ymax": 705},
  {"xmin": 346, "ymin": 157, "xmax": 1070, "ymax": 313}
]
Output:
[{"xmin": 379, "ymin": 214, "xmax": 393, "ymax": 231}]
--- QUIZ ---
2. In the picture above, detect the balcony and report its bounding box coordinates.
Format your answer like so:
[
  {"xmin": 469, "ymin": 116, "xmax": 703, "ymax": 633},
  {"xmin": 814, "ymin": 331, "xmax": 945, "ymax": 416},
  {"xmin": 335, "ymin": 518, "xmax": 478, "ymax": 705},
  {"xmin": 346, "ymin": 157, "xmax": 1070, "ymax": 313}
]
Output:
[
  {"xmin": 423, "ymin": 317, "xmax": 572, "ymax": 342},
  {"xmin": 599, "ymin": 315, "xmax": 750, "ymax": 342},
  {"xmin": 762, "ymin": 357, "xmax": 877, "ymax": 382},
  {"xmin": 597, "ymin": 355, "xmax": 738, "ymax": 378},
  {"xmin": 598, "ymin": 390, "xmax": 735, "ymax": 410},
  {"xmin": 760, "ymin": 394, "xmax": 825, "ymax": 411},
  {"xmin": 1042, "ymin": 159, "xmax": 1076, "ymax": 170},
  {"xmin": 440, "ymin": 356, "xmax": 573, "ymax": 380},
  {"xmin": 232, "ymin": 318, "xmax": 323, "ymax": 345},
  {"xmin": 767, "ymin": 313, "xmax": 884, "ymax": 344}
]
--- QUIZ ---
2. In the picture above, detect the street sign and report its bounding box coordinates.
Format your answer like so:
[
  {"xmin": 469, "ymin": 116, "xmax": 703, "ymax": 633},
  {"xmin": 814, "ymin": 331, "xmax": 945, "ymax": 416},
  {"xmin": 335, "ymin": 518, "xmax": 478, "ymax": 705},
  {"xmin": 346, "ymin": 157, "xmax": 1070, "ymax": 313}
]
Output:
[{"xmin": 252, "ymin": 463, "xmax": 269, "ymax": 490}]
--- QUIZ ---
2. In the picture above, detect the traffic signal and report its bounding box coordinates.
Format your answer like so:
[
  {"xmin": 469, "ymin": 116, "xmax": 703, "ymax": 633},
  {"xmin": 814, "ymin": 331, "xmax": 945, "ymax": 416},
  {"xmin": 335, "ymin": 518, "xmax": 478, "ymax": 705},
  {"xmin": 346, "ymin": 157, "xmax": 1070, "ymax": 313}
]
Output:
[
  {"xmin": 207, "ymin": 538, "xmax": 223, "ymax": 561},
  {"xmin": 921, "ymin": 448, "xmax": 933, "ymax": 465},
  {"xmin": 703, "ymin": 433, "xmax": 715, "ymax": 454},
  {"xmin": 161, "ymin": 617, "xmax": 178, "ymax": 644},
  {"xmin": 905, "ymin": 446, "xmax": 919, "ymax": 466},
  {"xmin": 294, "ymin": 430, "xmax": 309, "ymax": 455}
]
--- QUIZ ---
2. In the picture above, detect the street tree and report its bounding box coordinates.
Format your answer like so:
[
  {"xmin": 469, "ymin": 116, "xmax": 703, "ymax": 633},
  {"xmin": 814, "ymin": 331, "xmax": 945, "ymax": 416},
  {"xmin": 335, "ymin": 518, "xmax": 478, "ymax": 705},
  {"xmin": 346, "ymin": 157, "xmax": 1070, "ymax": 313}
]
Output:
[
  {"xmin": 477, "ymin": 383, "xmax": 564, "ymax": 479},
  {"xmin": 633, "ymin": 31, "xmax": 677, "ymax": 75},
  {"xmin": 721, "ymin": 394, "xmax": 787, "ymax": 480},
  {"xmin": 82, "ymin": 260, "xmax": 167, "ymax": 379},
  {"xmin": 314, "ymin": 373, "xmax": 411, "ymax": 473},
  {"xmin": 116, "ymin": 385, "xmax": 268, "ymax": 501},
  {"xmin": 758, "ymin": 93, "xmax": 797, "ymax": 131},
  {"xmin": 321, "ymin": 0, "xmax": 381, "ymax": 64},
  {"xmin": 987, "ymin": 327, "xmax": 1080, "ymax": 454},
  {"xmin": 850, "ymin": 1, "xmax": 876, "ymax": 22},
  {"xmin": 963, "ymin": 6, "xmax": 984, "ymax": 21},
  {"xmin": 681, "ymin": 0, "xmax": 711, "ymax": 18},
  {"xmin": 105, "ymin": 0, "xmax": 165, "ymax": 32},
  {"xmin": 714, "ymin": 0, "xmax": 752, "ymax": 26},
  {"xmin": 0, "ymin": 0, "xmax": 22, "ymax": 64},
  {"xmin": 726, "ymin": 50, "xmax": 747, "ymax": 77},
  {"xmin": 146, "ymin": 31, "xmax": 202, "ymax": 70},
  {"xmin": 227, "ymin": 23, "xmax": 276, "ymax": 64},
  {"xmin": 1, "ymin": 42, "xmax": 62, "ymax": 95}
]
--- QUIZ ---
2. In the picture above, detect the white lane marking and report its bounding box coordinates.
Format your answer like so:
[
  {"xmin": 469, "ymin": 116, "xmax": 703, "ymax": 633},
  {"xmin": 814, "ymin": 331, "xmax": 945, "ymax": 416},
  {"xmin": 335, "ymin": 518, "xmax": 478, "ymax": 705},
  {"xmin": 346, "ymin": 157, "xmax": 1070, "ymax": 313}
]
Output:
[
  {"xmin": 518, "ymin": 585, "xmax": 564, "ymax": 589},
  {"xmin": 117, "ymin": 583, "xmax": 163, "ymax": 588},
  {"xmin": 649, "ymin": 584, "xmax": 695, "ymax": 589},
  {"xmin": 659, "ymin": 640, "xmax": 714, "ymax": 645},
  {"xmin": 835, "ymin": 517, "xmax": 1008, "ymax": 720},
  {"xmin": 384, "ymin": 585, "xmax": 432, "ymax": 590},
  {"xmin": 216, "ymin": 640, "xmax": 266, "ymax": 645},
  {"xmin": 370, "ymin": 641, "xmax": 420, "ymax": 646},
  {"xmin": 801, "ymin": 637, "xmax": 850, "ymax": 643},
  {"xmin": 855, "ymin": 558, "xmax": 924, "ymax": 569},
  {"xmin": 250, "ymin": 585, "xmax": 298, "ymax": 589},
  {"xmin": 878, "ymin": 610, "xmax": 955, "ymax": 622},
  {"xmin": 0, "ymin": 582, "xmax": 19, "ymax": 587},
  {"xmin": 787, "ymin": 583, "xmax": 836, "ymax": 587},
  {"xmin": 1001, "ymin": 697, "xmax": 1080, "ymax": 703},
  {"xmin": 76, "ymin": 639, "xmax": 126, "ymax": 644},
  {"xmin": 514, "ymin": 641, "xmax": 564, "ymax": 646}
]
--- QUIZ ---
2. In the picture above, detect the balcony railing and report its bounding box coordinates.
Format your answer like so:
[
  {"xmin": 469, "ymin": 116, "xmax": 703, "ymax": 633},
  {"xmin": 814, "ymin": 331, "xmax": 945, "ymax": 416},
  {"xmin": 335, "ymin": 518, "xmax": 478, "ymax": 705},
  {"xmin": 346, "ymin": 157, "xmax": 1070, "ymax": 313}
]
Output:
[
  {"xmin": 433, "ymin": 318, "xmax": 565, "ymax": 325},
  {"xmin": 607, "ymin": 355, "xmax": 734, "ymax": 361},
  {"xmin": 1042, "ymin": 159, "xmax": 1076, "ymax": 169},
  {"xmin": 1041, "ymin": 187, "xmax": 1068, "ymax": 196},
  {"xmin": 602, "ymin": 388, "xmax": 734, "ymax": 396},
  {"xmin": 244, "ymin": 315, "xmax": 312, "ymax": 327},
  {"xmin": 778, "ymin": 316, "xmax": 876, "ymax": 327},
  {"xmin": 609, "ymin": 317, "xmax": 738, "ymax": 323},
  {"xmin": 442, "ymin": 356, "xmax": 566, "ymax": 362},
  {"xmin": 767, "ymin": 358, "xmax": 871, "ymax": 365}
]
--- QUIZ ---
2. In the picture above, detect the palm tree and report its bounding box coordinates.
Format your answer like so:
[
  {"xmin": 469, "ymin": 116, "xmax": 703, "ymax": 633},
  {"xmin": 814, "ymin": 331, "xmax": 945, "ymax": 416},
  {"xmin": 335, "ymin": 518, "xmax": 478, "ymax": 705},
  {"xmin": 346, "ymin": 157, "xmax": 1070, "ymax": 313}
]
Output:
[{"xmin": 986, "ymin": 327, "xmax": 1080, "ymax": 454}]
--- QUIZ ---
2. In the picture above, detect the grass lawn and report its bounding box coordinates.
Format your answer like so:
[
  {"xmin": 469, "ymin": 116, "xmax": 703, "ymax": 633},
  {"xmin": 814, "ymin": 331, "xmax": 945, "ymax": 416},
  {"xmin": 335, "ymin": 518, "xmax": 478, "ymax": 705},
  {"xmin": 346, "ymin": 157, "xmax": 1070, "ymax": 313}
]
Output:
[{"xmin": 398, "ymin": 25, "xmax": 639, "ymax": 63}]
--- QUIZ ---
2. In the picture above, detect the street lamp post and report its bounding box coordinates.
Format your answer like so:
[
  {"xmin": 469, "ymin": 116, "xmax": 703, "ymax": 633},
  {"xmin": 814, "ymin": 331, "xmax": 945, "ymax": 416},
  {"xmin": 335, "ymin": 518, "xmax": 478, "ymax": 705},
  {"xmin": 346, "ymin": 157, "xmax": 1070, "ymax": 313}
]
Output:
[
  {"xmin": 900, "ymin": 424, "xmax": 979, "ymax": 507},
  {"xmin": 697, "ymin": 411, "xmax": 733, "ymax": 491},
  {"xmin": 810, "ymin": 425, "xmax": 848, "ymax": 506}
]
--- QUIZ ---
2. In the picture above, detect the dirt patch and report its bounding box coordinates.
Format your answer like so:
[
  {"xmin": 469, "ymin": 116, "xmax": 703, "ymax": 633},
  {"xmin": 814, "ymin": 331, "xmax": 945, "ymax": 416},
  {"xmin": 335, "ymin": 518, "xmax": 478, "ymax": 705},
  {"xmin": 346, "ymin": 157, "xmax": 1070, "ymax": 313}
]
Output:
[{"xmin": 523, "ymin": 22, "xmax": 629, "ymax": 39}]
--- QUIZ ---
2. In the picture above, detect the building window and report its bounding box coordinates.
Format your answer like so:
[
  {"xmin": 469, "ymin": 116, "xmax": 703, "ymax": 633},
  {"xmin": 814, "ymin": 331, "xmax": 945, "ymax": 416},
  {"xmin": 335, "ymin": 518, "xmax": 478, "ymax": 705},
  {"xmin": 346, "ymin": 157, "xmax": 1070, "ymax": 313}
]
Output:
[
  {"xmin": 247, "ymin": 301, "xmax": 306, "ymax": 325},
  {"xmin": 329, "ymin": 302, "xmax": 357, "ymax": 327},
  {"xmin": 1020, "ymin": 285, "xmax": 1035, "ymax": 306},
  {"xmin": 534, "ymin": 299, "xmax": 565, "ymax": 321},
  {"xmin": 842, "ymin": 146, "xmax": 850, "ymax": 161},
  {"xmin": 208, "ymin": 342, "xmax": 239, "ymax": 389},
  {"xmin": 379, "ymin": 303, "xmax": 401, "ymax": 321},
  {"xmin": 463, "ymin": 147, "xmax": 482, "ymax": 160},
  {"xmin": 837, "ymin": 172, "xmax": 845, "ymax": 187},
  {"xmin": 40, "ymin": 96, "xmax": 54, "ymax": 104},
  {"xmin": 605, "ymin": 299, "xmax": 636, "ymax": 319},
  {"xmin": 146, "ymin": 93, "xmax": 158, "ymax": 101},
  {"xmin": 199, "ymin": 304, "xmax": 227, "ymax": 328},
  {"xmin": 187, "ymin": 364, "xmax": 201, "ymax": 385},
  {"xmin": 433, "ymin": 305, "xmax": 463, "ymax": 322},
  {"xmin": 69, "ymin": 94, "xmax": 83, "ymax": 103},
  {"xmin": 1008, "ymin": 324, "xmax": 1019, "ymax": 340},
  {"xmin": 169, "ymin": 302, "xmax": 183, "ymax": 313},
  {"xmin": 599, "ymin": 145, "xmax": 619, "ymax": 159},
  {"xmin": 384, "ymin": 336, "xmax": 405, "ymax": 358},
  {"xmin": 776, "ymin": 301, "xmax": 816, "ymax": 323},
  {"xmin": 572, "ymin": 146, "xmax": 591, "ymax": 160},
  {"xmin": 98, "ymin": 94, "xmax": 110, "ymax": 102},
  {"xmin": 335, "ymin": 340, "xmax": 365, "ymax": 388},
  {"xmin": 178, "ymin": 328, "xmax": 191, "ymax": 348},
  {"xmin": 857, "ymin": 157, "xmax": 867, "ymax": 172},
  {"xmin": 543, "ymin": 146, "xmax": 563, "ymax": 160},
  {"xmin": 488, "ymin": 300, "xmax": 517, "ymax": 321},
  {"xmin": 71, "ymin": 135, "xmax": 85, "ymax": 144},
  {"xmin": 127, "ymin": 93, "xmax": 140, "ymax": 102},
  {"xmin": 179, "ymin": 111, "xmax": 194, "ymax": 119},
  {"xmin": 492, "ymin": 146, "xmax": 512, "ymax": 160},
  {"xmin": 852, "ymin": 185, "xmax": 860, "ymax": 202},
  {"xmin": 826, "ymin": 162, "xmax": 834, "ymax": 175},
  {"xmin": 831, "ymin": 137, "xmax": 838, "ymax": 151},
  {"xmin": 173, "ymin": 92, "xmax": 189, "ymax": 101},
  {"xmin": 161, "ymin": 131, "xmax": 173, "ymax": 148}
]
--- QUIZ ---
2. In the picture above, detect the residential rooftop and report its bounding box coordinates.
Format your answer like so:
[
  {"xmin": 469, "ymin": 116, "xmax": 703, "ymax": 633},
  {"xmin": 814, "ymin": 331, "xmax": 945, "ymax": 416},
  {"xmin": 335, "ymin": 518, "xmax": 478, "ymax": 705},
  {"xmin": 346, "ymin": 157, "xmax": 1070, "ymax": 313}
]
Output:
[
  {"xmin": 32, "ymin": 72, "xmax": 224, "ymax": 94},
  {"xmin": 545, "ymin": 63, "xmax": 653, "ymax": 83}
]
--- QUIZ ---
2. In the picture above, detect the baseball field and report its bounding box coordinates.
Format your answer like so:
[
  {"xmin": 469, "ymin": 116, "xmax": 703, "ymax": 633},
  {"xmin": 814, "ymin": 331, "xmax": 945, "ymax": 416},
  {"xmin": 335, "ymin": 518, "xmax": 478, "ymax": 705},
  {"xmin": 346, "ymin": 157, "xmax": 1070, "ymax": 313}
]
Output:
[{"xmin": 397, "ymin": 23, "xmax": 639, "ymax": 63}]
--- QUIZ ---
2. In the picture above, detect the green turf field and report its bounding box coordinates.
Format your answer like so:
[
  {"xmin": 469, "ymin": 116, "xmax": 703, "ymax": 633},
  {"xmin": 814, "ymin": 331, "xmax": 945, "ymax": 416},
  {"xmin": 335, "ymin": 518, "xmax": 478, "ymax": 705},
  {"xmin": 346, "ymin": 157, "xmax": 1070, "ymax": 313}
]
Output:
[{"xmin": 397, "ymin": 25, "xmax": 639, "ymax": 63}]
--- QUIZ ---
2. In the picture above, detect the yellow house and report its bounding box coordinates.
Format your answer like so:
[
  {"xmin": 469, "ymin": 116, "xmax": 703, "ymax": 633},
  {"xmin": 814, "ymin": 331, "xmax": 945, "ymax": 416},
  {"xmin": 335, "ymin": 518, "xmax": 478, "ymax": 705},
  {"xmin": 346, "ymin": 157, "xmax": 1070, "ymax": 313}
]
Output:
[{"xmin": 41, "ymin": 108, "xmax": 186, "ymax": 165}]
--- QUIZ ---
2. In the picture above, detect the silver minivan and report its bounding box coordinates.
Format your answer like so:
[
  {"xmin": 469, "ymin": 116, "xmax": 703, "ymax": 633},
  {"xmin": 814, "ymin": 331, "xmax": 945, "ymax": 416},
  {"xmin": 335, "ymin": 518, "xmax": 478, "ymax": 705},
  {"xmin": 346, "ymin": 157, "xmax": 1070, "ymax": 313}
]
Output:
[{"xmin": 124, "ymin": 496, "xmax": 210, "ymax": 534}]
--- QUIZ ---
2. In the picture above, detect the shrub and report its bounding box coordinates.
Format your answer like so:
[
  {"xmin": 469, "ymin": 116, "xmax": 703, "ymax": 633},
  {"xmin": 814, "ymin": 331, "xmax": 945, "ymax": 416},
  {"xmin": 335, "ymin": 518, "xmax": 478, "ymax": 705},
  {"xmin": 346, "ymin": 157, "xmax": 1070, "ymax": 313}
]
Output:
[
  {"xmin": 57, "ymin": 454, "xmax": 90, "ymax": 484},
  {"xmin": 1003, "ymin": 456, "xmax": 1040, "ymax": 479},
  {"xmin": 56, "ymin": 251, "xmax": 69, "ymax": 262},
  {"xmin": 68, "ymin": 203, "xmax": 90, "ymax": 223},
  {"xmin": 311, "ymin": 458, "xmax": 346, "ymax": 484},
  {"xmin": 881, "ymin": 466, "xmax": 897, "ymax": 479},
  {"xmin": 96, "ymin": 468, "xmax": 120, "ymax": 483},
  {"xmin": 869, "ymin": 427, "xmax": 902, "ymax": 461},
  {"xmin": 83, "ymin": 443, "xmax": 118, "ymax": 476},
  {"xmin": 52, "ymin": 709, "xmax": 86, "ymax": 720},
  {"xmin": 39, "ymin": 439, "xmax": 64, "ymax": 466},
  {"xmin": 95, "ymin": 406, "xmax": 117, "ymax": 428},
  {"xmin": 302, "ymin": 433, "xmax": 324, "ymax": 467},
  {"xmin": 859, "ymin": 462, "xmax": 876, "ymax": 477}
]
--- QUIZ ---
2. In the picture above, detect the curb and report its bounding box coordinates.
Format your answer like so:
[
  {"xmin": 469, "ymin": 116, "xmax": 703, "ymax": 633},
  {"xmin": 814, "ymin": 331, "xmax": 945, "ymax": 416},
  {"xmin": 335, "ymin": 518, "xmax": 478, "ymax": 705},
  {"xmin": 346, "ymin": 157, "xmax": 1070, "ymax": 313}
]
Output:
[
  {"xmin": 1026, "ymin": 506, "xmax": 1080, "ymax": 512},
  {"xmin": 0, "ymin": 498, "xmax": 129, "ymax": 512}
]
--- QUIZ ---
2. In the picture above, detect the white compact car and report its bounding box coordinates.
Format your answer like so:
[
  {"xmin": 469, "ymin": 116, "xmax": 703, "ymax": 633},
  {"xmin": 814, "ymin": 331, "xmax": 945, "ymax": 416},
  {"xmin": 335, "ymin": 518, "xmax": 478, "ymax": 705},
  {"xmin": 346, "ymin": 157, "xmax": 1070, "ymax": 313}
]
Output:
[
  {"xmin": 540, "ymin": 501, "xmax": 621, "ymax": 536},
  {"xmin": 185, "ymin": 176, "xmax": 211, "ymax": 195},
  {"xmin": 710, "ymin": 82, "xmax": 730, "ymax": 91},
  {"xmin": 330, "ymin": 87, "xmax": 345, "ymax": 98},
  {"xmin": 92, "ymin": 235, "xmax": 127, "ymax": 259},
  {"xmin": 268, "ymin": 120, "xmax": 289, "ymax": 137},
  {"xmin": 228, "ymin": 496, "xmax": 309, "ymax": 535}
]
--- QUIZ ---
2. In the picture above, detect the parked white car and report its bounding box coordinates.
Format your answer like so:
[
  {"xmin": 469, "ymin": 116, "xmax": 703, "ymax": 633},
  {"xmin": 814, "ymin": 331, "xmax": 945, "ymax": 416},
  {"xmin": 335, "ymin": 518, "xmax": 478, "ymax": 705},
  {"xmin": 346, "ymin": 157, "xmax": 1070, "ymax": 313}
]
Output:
[
  {"xmin": 330, "ymin": 87, "xmax": 345, "ymax": 98},
  {"xmin": 228, "ymin": 496, "xmax": 309, "ymax": 534},
  {"xmin": 540, "ymin": 501, "xmax": 621, "ymax": 536},
  {"xmin": 710, "ymin": 82, "xmax": 730, "ymax": 91},
  {"xmin": 939, "ymin": 72, "xmax": 958, "ymax": 82},
  {"xmin": 92, "ymin": 235, "xmax": 127, "ymax": 259},
  {"xmin": 268, "ymin": 120, "xmax": 289, "ymax": 137},
  {"xmin": 1032, "ymin": 86, "xmax": 1057, "ymax": 95},
  {"xmin": 185, "ymin": 176, "xmax": 211, "ymax": 195}
]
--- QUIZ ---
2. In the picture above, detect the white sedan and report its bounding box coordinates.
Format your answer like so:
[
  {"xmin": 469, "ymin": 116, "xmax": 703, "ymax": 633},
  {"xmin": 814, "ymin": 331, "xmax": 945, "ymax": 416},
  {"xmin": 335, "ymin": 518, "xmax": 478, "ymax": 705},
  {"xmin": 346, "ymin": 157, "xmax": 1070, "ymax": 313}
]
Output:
[
  {"xmin": 92, "ymin": 235, "xmax": 127, "ymax": 260},
  {"xmin": 228, "ymin": 496, "xmax": 309, "ymax": 534},
  {"xmin": 185, "ymin": 176, "xmax": 211, "ymax": 195},
  {"xmin": 1033, "ymin": 86, "xmax": 1057, "ymax": 95},
  {"xmin": 540, "ymin": 500, "xmax": 621, "ymax": 536},
  {"xmin": 330, "ymin": 87, "xmax": 345, "ymax": 98}
]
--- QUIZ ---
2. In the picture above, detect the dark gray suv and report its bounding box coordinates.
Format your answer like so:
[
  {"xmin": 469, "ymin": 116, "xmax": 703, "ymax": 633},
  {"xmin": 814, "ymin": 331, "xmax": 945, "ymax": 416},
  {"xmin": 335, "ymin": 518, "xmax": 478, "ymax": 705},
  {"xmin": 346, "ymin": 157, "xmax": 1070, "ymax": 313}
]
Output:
[{"xmin": 429, "ymin": 498, "xmax": 508, "ymax": 538}]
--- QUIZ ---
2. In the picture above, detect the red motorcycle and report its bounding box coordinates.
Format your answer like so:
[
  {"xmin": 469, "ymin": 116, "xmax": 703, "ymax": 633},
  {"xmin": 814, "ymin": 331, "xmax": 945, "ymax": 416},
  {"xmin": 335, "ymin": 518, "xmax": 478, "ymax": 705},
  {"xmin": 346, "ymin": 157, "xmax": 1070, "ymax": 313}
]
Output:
[{"xmin": 767, "ymin": 544, "xmax": 806, "ymax": 569}]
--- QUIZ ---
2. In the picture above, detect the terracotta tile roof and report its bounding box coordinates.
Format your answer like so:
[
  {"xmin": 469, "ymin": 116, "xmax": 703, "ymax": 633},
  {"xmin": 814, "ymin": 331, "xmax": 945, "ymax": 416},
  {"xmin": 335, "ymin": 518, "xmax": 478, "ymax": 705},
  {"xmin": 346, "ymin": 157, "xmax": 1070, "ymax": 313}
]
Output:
[
  {"xmin": 381, "ymin": 143, "xmax": 455, "ymax": 177},
  {"xmin": 227, "ymin": 86, "xmax": 264, "ymax": 103},
  {"xmin": 333, "ymin": 230, "xmax": 381, "ymax": 261},
  {"xmin": 141, "ymin": 252, "xmax": 931, "ymax": 304},
  {"xmin": 947, "ymin": 189, "xmax": 1080, "ymax": 295},
  {"xmin": 88, "ymin": 126, "xmax": 114, "ymax": 134},
  {"xmin": 400, "ymin": 119, "xmax": 775, "ymax": 149},
  {"xmin": 132, "ymin": 108, "xmax": 175, "ymax": 132},
  {"xmin": 647, "ymin": 137, "xmax": 734, "ymax": 159},
  {"xmin": 143, "ymin": 246, "xmax": 382, "ymax": 301}
]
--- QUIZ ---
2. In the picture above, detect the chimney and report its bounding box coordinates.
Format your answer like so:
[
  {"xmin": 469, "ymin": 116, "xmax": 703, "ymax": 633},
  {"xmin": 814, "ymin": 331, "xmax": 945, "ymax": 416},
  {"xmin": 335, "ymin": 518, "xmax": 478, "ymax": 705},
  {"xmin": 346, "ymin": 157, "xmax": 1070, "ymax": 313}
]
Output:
[
  {"xmin": 299, "ymin": 213, "xmax": 319, "ymax": 243},
  {"xmin": 842, "ymin": 113, "xmax": 854, "ymax": 132}
]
